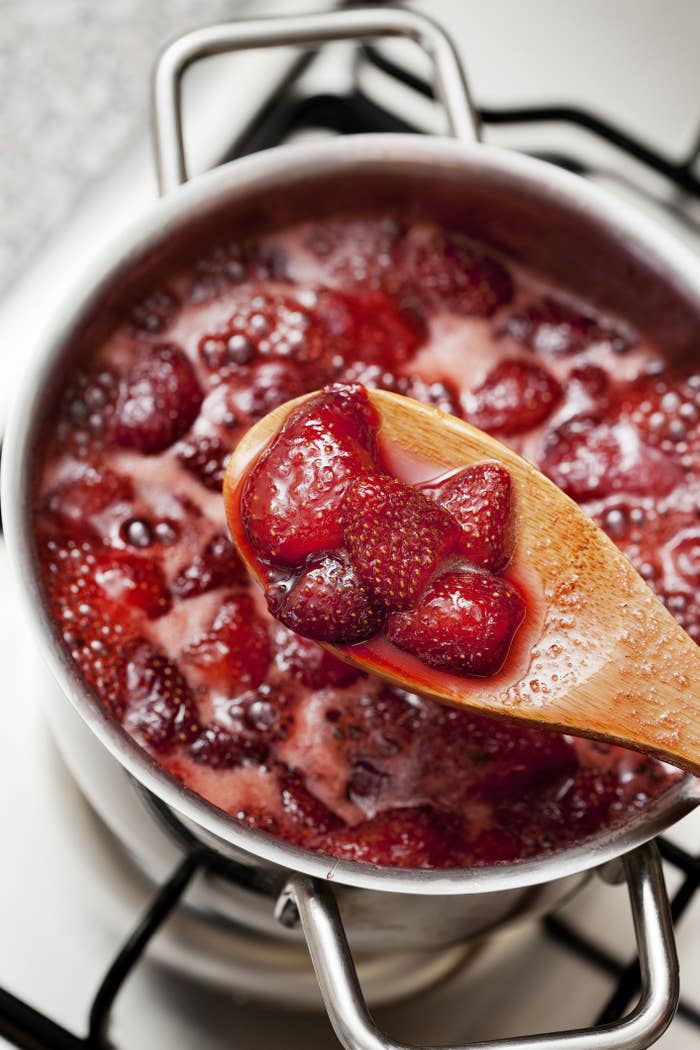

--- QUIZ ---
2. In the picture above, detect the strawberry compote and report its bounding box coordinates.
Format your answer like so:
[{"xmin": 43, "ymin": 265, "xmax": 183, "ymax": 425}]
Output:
[
  {"xmin": 238, "ymin": 383, "xmax": 527, "ymax": 678},
  {"xmin": 33, "ymin": 216, "xmax": 689, "ymax": 869}
]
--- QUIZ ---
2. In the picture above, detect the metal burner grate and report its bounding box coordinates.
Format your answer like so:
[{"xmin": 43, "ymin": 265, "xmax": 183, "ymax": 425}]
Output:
[{"xmin": 1, "ymin": 24, "xmax": 699, "ymax": 1050}]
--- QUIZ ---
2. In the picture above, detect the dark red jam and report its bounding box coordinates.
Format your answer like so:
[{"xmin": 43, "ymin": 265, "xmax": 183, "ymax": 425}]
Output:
[{"xmin": 34, "ymin": 216, "xmax": 691, "ymax": 869}]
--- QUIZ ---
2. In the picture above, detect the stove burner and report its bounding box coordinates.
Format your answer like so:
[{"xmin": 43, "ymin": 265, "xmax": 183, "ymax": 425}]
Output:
[{"xmin": 2, "ymin": 13, "xmax": 700, "ymax": 1049}]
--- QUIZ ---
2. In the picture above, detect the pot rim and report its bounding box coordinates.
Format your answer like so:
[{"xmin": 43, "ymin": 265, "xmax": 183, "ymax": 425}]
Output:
[{"xmin": 4, "ymin": 132, "xmax": 700, "ymax": 896}]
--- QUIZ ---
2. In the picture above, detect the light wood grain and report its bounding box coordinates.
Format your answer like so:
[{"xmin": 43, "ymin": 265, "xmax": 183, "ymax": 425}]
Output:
[{"xmin": 225, "ymin": 389, "xmax": 700, "ymax": 775}]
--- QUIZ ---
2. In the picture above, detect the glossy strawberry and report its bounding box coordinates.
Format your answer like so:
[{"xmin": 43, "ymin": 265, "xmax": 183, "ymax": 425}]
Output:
[
  {"xmin": 190, "ymin": 726, "xmax": 268, "ymax": 769},
  {"xmin": 339, "ymin": 362, "xmax": 460, "ymax": 416},
  {"xmin": 273, "ymin": 551, "xmax": 384, "ymax": 644},
  {"xmin": 40, "ymin": 537, "xmax": 129, "ymax": 717},
  {"xmin": 242, "ymin": 384, "xmax": 380, "ymax": 567},
  {"xmin": 304, "ymin": 216, "xmax": 403, "ymax": 289},
  {"xmin": 540, "ymin": 417, "xmax": 682, "ymax": 501},
  {"xmin": 466, "ymin": 358, "xmax": 562, "ymax": 434},
  {"xmin": 183, "ymin": 594, "xmax": 270, "ymax": 690},
  {"xmin": 175, "ymin": 433, "xmax": 231, "ymax": 492},
  {"xmin": 279, "ymin": 768, "xmax": 344, "ymax": 841},
  {"xmin": 216, "ymin": 360, "xmax": 308, "ymax": 430},
  {"xmin": 324, "ymin": 805, "xmax": 464, "ymax": 867},
  {"xmin": 386, "ymin": 570, "xmax": 525, "ymax": 676},
  {"xmin": 171, "ymin": 534, "xmax": 247, "ymax": 600},
  {"xmin": 273, "ymin": 625, "xmax": 362, "ymax": 689},
  {"xmin": 130, "ymin": 287, "xmax": 180, "ymax": 336},
  {"xmin": 397, "ymin": 231, "xmax": 513, "ymax": 317},
  {"xmin": 93, "ymin": 549, "xmax": 171, "ymax": 619},
  {"xmin": 343, "ymin": 474, "xmax": 460, "ymax": 610},
  {"xmin": 44, "ymin": 467, "xmax": 133, "ymax": 535},
  {"xmin": 124, "ymin": 641, "xmax": 200, "ymax": 753},
  {"xmin": 421, "ymin": 463, "xmax": 513, "ymax": 571},
  {"xmin": 114, "ymin": 343, "xmax": 203, "ymax": 454},
  {"xmin": 314, "ymin": 288, "xmax": 426, "ymax": 371},
  {"xmin": 188, "ymin": 240, "xmax": 287, "ymax": 303},
  {"xmin": 501, "ymin": 296, "xmax": 631, "ymax": 356}
]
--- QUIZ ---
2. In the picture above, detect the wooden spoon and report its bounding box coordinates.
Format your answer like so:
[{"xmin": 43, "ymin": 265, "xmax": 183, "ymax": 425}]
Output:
[{"xmin": 225, "ymin": 389, "xmax": 700, "ymax": 775}]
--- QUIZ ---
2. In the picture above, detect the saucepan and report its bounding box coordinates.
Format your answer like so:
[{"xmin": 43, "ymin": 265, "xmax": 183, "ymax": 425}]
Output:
[{"xmin": 4, "ymin": 8, "xmax": 700, "ymax": 1048}]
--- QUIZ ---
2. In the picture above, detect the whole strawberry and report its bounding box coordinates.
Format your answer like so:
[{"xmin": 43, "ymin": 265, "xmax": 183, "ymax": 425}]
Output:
[{"xmin": 343, "ymin": 474, "xmax": 460, "ymax": 611}]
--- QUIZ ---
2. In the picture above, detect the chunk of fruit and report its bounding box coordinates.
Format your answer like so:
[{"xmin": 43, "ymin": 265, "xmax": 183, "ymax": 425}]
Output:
[
  {"xmin": 44, "ymin": 468, "xmax": 133, "ymax": 535},
  {"xmin": 324, "ymin": 805, "xmax": 464, "ymax": 867},
  {"xmin": 540, "ymin": 418, "xmax": 682, "ymax": 501},
  {"xmin": 500, "ymin": 296, "xmax": 631, "ymax": 356},
  {"xmin": 279, "ymin": 768, "xmax": 344, "ymax": 841},
  {"xmin": 183, "ymin": 594, "xmax": 270, "ymax": 690},
  {"xmin": 241, "ymin": 384, "xmax": 380, "ymax": 567},
  {"xmin": 274, "ymin": 625, "xmax": 362, "ymax": 688},
  {"xmin": 190, "ymin": 726, "xmax": 268, "ymax": 769},
  {"xmin": 124, "ymin": 641, "xmax": 200, "ymax": 753},
  {"xmin": 466, "ymin": 358, "xmax": 562, "ymax": 434},
  {"xmin": 114, "ymin": 343, "xmax": 203, "ymax": 454},
  {"xmin": 93, "ymin": 550, "xmax": 171, "ymax": 619},
  {"xmin": 315, "ymin": 288, "xmax": 426, "ymax": 371},
  {"xmin": 386, "ymin": 570, "xmax": 525, "ymax": 676},
  {"xmin": 171, "ymin": 534, "xmax": 247, "ymax": 600},
  {"xmin": 273, "ymin": 552, "xmax": 384, "ymax": 645},
  {"xmin": 421, "ymin": 463, "xmax": 513, "ymax": 571},
  {"xmin": 304, "ymin": 216, "xmax": 403, "ymax": 290},
  {"xmin": 176, "ymin": 433, "xmax": 231, "ymax": 492},
  {"xmin": 397, "ymin": 232, "xmax": 513, "ymax": 317},
  {"xmin": 188, "ymin": 241, "xmax": 287, "ymax": 303},
  {"xmin": 130, "ymin": 288, "xmax": 180, "ymax": 336},
  {"xmin": 343, "ymin": 474, "xmax": 460, "ymax": 610},
  {"xmin": 218, "ymin": 360, "xmax": 308, "ymax": 430}
]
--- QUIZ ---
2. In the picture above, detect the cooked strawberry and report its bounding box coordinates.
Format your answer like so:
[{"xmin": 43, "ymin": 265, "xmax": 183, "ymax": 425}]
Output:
[
  {"xmin": 217, "ymin": 360, "xmax": 308, "ymax": 430},
  {"xmin": 58, "ymin": 368, "xmax": 118, "ymax": 453},
  {"xmin": 340, "ymin": 362, "xmax": 460, "ymax": 416},
  {"xmin": 500, "ymin": 296, "xmax": 631, "ymax": 356},
  {"xmin": 182, "ymin": 594, "xmax": 270, "ymax": 690},
  {"xmin": 171, "ymin": 534, "xmax": 247, "ymax": 600},
  {"xmin": 343, "ymin": 474, "xmax": 460, "ymax": 611},
  {"xmin": 386, "ymin": 570, "xmax": 525, "ymax": 676},
  {"xmin": 114, "ymin": 343, "xmax": 203, "ymax": 454},
  {"xmin": 397, "ymin": 231, "xmax": 513, "ymax": 317},
  {"xmin": 273, "ymin": 551, "xmax": 384, "ymax": 644},
  {"xmin": 279, "ymin": 768, "xmax": 344, "ymax": 841},
  {"xmin": 44, "ymin": 467, "xmax": 133, "ymax": 535},
  {"xmin": 323, "ymin": 805, "xmax": 465, "ymax": 867},
  {"xmin": 130, "ymin": 287, "xmax": 180, "ymax": 336},
  {"xmin": 304, "ymin": 216, "xmax": 403, "ymax": 289},
  {"xmin": 198, "ymin": 290, "xmax": 331, "ymax": 375},
  {"xmin": 314, "ymin": 288, "xmax": 426, "ymax": 371},
  {"xmin": 466, "ymin": 358, "xmax": 562, "ymax": 434},
  {"xmin": 93, "ymin": 549, "xmax": 171, "ymax": 619},
  {"xmin": 175, "ymin": 433, "xmax": 231, "ymax": 492},
  {"xmin": 40, "ymin": 536, "xmax": 129, "ymax": 717},
  {"xmin": 540, "ymin": 417, "xmax": 682, "ymax": 501},
  {"xmin": 274, "ymin": 624, "xmax": 362, "ymax": 688},
  {"xmin": 124, "ymin": 641, "xmax": 200, "ymax": 753},
  {"xmin": 421, "ymin": 463, "xmax": 513, "ymax": 571},
  {"xmin": 242, "ymin": 383, "xmax": 380, "ymax": 567},
  {"xmin": 190, "ymin": 726, "xmax": 268, "ymax": 769},
  {"xmin": 187, "ymin": 240, "xmax": 287, "ymax": 304}
]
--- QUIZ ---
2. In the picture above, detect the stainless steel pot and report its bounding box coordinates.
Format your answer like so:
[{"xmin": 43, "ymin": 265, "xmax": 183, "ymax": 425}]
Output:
[{"xmin": 3, "ymin": 8, "xmax": 699, "ymax": 1048}]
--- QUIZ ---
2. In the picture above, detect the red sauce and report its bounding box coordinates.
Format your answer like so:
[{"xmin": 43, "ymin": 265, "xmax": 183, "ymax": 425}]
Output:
[{"xmin": 33, "ymin": 217, "xmax": 692, "ymax": 869}]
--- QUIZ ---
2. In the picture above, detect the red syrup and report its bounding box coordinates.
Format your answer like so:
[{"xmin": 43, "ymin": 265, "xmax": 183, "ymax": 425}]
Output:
[{"xmin": 34, "ymin": 217, "xmax": 690, "ymax": 868}]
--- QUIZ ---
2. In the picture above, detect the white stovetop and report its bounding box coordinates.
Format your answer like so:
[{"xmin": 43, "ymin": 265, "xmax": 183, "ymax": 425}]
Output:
[{"xmin": 2, "ymin": 2, "xmax": 700, "ymax": 1047}]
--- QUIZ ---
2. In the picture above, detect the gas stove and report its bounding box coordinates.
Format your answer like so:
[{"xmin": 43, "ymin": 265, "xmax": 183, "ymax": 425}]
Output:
[{"xmin": 1, "ymin": 3, "xmax": 700, "ymax": 1048}]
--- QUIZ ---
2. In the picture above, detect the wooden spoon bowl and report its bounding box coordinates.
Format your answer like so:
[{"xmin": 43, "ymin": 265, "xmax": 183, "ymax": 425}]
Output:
[{"xmin": 225, "ymin": 388, "xmax": 700, "ymax": 775}]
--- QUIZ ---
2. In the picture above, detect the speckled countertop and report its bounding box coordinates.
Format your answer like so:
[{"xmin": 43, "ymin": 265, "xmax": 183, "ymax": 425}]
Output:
[{"xmin": 0, "ymin": 0, "xmax": 245, "ymax": 297}]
